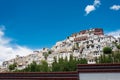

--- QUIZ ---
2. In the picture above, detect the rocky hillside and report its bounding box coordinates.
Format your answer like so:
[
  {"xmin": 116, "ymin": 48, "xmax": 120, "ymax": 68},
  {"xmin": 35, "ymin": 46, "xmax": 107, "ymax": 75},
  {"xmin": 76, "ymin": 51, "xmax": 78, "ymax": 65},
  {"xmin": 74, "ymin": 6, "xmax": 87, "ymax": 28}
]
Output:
[{"xmin": 0, "ymin": 28, "xmax": 120, "ymax": 72}]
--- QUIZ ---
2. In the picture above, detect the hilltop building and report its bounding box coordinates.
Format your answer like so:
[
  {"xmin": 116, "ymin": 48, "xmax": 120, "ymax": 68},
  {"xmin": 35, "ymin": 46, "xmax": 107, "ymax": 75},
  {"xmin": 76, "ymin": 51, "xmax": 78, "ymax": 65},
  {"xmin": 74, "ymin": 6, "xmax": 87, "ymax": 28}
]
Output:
[{"xmin": 0, "ymin": 28, "xmax": 119, "ymax": 72}]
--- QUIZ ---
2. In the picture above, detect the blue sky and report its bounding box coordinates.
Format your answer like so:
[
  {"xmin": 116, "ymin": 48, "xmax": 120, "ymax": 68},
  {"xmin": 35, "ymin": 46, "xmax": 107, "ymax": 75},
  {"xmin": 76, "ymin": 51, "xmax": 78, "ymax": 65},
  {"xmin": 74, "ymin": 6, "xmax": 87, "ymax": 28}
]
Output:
[{"xmin": 0, "ymin": 0, "xmax": 120, "ymax": 49}]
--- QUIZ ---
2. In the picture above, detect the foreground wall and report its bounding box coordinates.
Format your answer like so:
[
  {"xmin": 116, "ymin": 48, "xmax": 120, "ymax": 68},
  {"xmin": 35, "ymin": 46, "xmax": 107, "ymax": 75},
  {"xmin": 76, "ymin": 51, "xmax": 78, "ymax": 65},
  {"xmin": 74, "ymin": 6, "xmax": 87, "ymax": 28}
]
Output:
[
  {"xmin": 0, "ymin": 63, "xmax": 120, "ymax": 80},
  {"xmin": 0, "ymin": 72, "xmax": 78, "ymax": 80}
]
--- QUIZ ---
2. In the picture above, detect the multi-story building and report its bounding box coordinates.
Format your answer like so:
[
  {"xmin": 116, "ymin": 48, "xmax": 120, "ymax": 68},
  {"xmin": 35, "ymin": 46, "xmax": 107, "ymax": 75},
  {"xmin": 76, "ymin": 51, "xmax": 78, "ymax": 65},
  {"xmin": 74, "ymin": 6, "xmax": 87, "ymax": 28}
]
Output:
[{"xmin": 52, "ymin": 28, "xmax": 117, "ymax": 64}]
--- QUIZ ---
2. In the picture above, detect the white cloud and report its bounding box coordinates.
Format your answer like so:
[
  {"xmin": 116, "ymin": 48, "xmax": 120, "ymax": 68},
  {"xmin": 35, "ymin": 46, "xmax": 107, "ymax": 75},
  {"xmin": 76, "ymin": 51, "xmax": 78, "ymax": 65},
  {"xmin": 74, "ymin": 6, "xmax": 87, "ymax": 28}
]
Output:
[
  {"xmin": 0, "ymin": 26, "xmax": 32, "ymax": 65},
  {"xmin": 85, "ymin": 0, "xmax": 101, "ymax": 15},
  {"xmin": 93, "ymin": 0, "xmax": 101, "ymax": 7},
  {"xmin": 110, "ymin": 5, "xmax": 120, "ymax": 11},
  {"xmin": 85, "ymin": 5, "xmax": 96, "ymax": 15},
  {"xmin": 107, "ymin": 30, "xmax": 120, "ymax": 38}
]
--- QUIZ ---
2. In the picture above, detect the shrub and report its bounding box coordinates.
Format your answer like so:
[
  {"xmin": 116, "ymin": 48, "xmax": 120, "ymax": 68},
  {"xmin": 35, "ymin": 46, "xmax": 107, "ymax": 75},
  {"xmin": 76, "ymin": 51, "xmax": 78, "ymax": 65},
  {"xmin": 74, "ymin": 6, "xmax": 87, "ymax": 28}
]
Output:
[{"xmin": 103, "ymin": 47, "xmax": 112, "ymax": 54}]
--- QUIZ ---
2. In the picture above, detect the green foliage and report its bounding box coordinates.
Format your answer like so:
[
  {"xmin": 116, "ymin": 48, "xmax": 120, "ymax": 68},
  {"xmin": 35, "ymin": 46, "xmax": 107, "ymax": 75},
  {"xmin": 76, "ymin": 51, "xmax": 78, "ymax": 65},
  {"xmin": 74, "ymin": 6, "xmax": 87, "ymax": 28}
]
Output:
[
  {"xmin": 14, "ymin": 60, "xmax": 50, "ymax": 72},
  {"xmin": 79, "ymin": 58, "xmax": 88, "ymax": 64},
  {"xmin": 72, "ymin": 46, "xmax": 75, "ymax": 51},
  {"xmin": 52, "ymin": 55, "xmax": 87, "ymax": 72},
  {"xmin": 116, "ymin": 44, "xmax": 120, "ymax": 49},
  {"xmin": 98, "ymin": 54, "xmax": 113, "ymax": 63},
  {"xmin": 75, "ymin": 43, "xmax": 79, "ymax": 49},
  {"xmin": 9, "ymin": 63, "xmax": 17, "ymax": 71},
  {"xmin": 43, "ymin": 52, "xmax": 49, "ymax": 59},
  {"xmin": 40, "ymin": 60, "xmax": 50, "ymax": 72},
  {"xmin": 14, "ymin": 49, "xmax": 120, "ymax": 72},
  {"xmin": 96, "ymin": 52, "xmax": 120, "ymax": 63},
  {"xmin": 103, "ymin": 47, "xmax": 112, "ymax": 54},
  {"xmin": 48, "ymin": 50, "xmax": 52, "ymax": 54},
  {"xmin": 67, "ymin": 36, "xmax": 69, "ymax": 39},
  {"xmin": 14, "ymin": 54, "xmax": 88, "ymax": 72}
]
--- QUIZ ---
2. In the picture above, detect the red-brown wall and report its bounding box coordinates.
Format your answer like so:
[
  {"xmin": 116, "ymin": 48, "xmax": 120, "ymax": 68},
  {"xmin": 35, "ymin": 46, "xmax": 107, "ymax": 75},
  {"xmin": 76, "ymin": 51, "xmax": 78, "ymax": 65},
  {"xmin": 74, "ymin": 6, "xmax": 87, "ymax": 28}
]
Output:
[
  {"xmin": 1, "ymin": 63, "xmax": 120, "ymax": 80},
  {"xmin": 0, "ymin": 72, "xmax": 78, "ymax": 80}
]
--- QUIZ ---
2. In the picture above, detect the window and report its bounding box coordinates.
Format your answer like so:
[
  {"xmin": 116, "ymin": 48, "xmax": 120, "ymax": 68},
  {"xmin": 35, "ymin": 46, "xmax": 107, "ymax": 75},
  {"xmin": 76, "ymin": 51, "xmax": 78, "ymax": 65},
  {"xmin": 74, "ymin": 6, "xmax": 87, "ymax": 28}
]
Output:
[
  {"xmin": 87, "ymin": 45, "xmax": 89, "ymax": 49},
  {"xmin": 91, "ymin": 45, "xmax": 94, "ymax": 48},
  {"xmin": 91, "ymin": 40, "xmax": 93, "ymax": 43}
]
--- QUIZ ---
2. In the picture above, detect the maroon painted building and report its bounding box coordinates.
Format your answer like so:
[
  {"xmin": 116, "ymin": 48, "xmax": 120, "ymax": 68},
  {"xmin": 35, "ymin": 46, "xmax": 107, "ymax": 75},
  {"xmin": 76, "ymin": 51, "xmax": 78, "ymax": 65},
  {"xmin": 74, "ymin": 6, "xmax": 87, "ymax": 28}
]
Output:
[{"xmin": 73, "ymin": 28, "xmax": 104, "ymax": 42}]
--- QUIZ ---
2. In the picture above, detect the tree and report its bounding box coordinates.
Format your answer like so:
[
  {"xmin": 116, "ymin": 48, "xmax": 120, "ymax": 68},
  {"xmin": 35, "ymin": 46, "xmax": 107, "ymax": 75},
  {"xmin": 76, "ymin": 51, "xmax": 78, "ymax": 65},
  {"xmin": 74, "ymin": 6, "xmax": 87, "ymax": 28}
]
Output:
[
  {"xmin": 67, "ymin": 36, "xmax": 69, "ymax": 39},
  {"xmin": 75, "ymin": 43, "xmax": 79, "ymax": 49},
  {"xmin": 29, "ymin": 61, "xmax": 37, "ymax": 72},
  {"xmin": 72, "ymin": 46, "xmax": 75, "ymax": 51},
  {"xmin": 48, "ymin": 50, "xmax": 52, "ymax": 54},
  {"xmin": 116, "ymin": 44, "xmax": 120, "ymax": 52},
  {"xmin": 116, "ymin": 44, "xmax": 120, "ymax": 49},
  {"xmin": 52, "ymin": 55, "xmax": 87, "ymax": 72},
  {"xmin": 52, "ymin": 57, "xmax": 59, "ymax": 72},
  {"xmin": 68, "ymin": 55, "xmax": 76, "ymax": 71},
  {"xmin": 103, "ymin": 47, "xmax": 112, "ymax": 54},
  {"xmin": 14, "ymin": 55, "xmax": 88, "ymax": 72},
  {"xmin": 96, "ymin": 51, "xmax": 120, "ymax": 64},
  {"xmin": 43, "ymin": 52, "xmax": 49, "ymax": 60},
  {"xmin": 9, "ymin": 63, "xmax": 17, "ymax": 71},
  {"xmin": 40, "ymin": 60, "xmax": 50, "ymax": 72},
  {"xmin": 79, "ymin": 58, "xmax": 87, "ymax": 64},
  {"xmin": 22, "ymin": 61, "xmax": 38, "ymax": 72},
  {"xmin": 101, "ymin": 54, "xmax": 113, "ymax": 63},
  {"xmin": 15, "ymin": 60, "xmax": 50, "ymax": 72}
]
